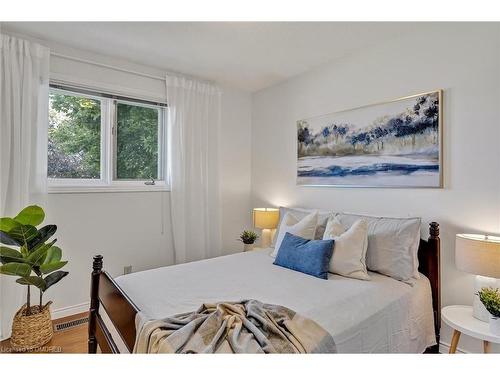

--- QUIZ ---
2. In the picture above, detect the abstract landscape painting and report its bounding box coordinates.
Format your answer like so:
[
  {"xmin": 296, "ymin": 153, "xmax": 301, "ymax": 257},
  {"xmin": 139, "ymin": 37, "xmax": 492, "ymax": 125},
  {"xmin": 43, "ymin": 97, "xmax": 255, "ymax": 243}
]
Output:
[{"xmin": 297, "ymin": 90, "xmax": 442, "ymax": 187}]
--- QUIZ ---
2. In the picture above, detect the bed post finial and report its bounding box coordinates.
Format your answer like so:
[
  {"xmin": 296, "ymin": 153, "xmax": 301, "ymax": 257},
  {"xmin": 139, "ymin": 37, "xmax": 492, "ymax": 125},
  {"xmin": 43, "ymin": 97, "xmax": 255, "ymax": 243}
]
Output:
[
  {"xmin": 429, "ymin": 222, "xmax": 439, "ymax": 238},
  {"xmin": 89, "ymin": 255, "xmax": 103, "ymax": 353},
  {"xmin": 93, "ymin": 254, "xmax": 103, "ymax": 272}
]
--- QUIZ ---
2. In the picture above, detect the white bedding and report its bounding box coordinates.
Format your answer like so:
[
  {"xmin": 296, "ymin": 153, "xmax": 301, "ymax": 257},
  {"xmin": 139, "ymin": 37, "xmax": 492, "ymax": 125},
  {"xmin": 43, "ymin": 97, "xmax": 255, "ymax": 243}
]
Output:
[{"xmin": 115, "ymin": 249, "xmax": 436, "ymax": 353}]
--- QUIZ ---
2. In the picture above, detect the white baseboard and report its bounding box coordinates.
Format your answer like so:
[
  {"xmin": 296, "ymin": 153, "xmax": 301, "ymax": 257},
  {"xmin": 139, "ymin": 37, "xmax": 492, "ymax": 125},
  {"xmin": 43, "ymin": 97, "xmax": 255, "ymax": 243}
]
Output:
[
  {"xmin": 439, "ymin": 341, "xmax": 469, "ymax": 354},
  {"xmin": 51, "ymin": 301, "xmax": 89, "ymax": 320}
]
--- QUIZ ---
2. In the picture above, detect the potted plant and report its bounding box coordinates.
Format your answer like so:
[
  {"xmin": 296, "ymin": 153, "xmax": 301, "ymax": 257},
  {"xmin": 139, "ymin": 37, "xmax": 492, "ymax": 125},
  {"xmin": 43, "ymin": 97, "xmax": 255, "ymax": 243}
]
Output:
[
  {"xmin": 478, "ymin": 287, "xmax": 500, "ymax": 336},
  {"xmin": 238, "ymin": 230, "xmax": 259, "ymax": 252},
  {"xmin": 0, "ymin": 205, "xmax": 68, "ymax": 351}
]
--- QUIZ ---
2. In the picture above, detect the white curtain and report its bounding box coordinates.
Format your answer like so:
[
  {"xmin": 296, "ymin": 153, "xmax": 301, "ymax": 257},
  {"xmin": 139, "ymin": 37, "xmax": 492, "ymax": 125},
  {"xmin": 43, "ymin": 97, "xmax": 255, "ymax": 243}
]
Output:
[
  {"xmin": 0, "ymin": 34, "xmax": 50, "ymax": 338},
  {"xmin": 166, "ymin": 75, "xmax": 222, "ymax": 264}
]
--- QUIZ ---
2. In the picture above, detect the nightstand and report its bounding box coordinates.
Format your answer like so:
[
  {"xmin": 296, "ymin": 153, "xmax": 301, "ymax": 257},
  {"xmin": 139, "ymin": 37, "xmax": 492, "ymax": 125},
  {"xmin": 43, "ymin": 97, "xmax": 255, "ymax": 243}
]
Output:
[{"xmin": 442, "ymin": 305, "xmax": 500, "ymax": 353}]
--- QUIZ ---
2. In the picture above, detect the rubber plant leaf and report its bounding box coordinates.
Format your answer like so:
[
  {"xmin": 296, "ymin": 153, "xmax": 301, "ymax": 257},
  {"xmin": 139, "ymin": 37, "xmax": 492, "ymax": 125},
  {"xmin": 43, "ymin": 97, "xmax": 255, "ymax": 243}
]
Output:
[
  {"xmin": 27, "ymin": 239, "xmax": 56, "ymax": 265},
  {"xmin": 13, "ymin": 205, "xmax": 45, "ymax": 226},
  {"xmin": 28, "ymin": 225, "xmax": 57, "ymax": 250},
  {"xmin": 0, "ymin": 246, "xmax": 24, "ymax": 263},
  {"xmin": 44, "ymin": 270, "xmax": 69, "ymax": 290},
  {"xmin": 0, "ymin": 230, "xmax": 21, "ymax": 246},
  {"xmin": 20, "ymin": 245, "xmax": 29, "ymax": 257},
  {"xmin": 8, "ymin": 225, "xmax": 38, "ymax": 246},
  {"xmin": 0, "ymin": 262, "xmax": 32, "ymax": 277},
  {"xmin": 0, "ymin": 218, "xmax": 21, "ymax": 232},
  {"xmin": 40, "ymin": 261, "xmax": 67, "ymax": 274},
  {"xmin": 16, "ymin": 276, "xmax": 46, "ymax": 290},
  {"xmin": 44, "ymin": 246, "xmax": 62, "ymax": 264}
]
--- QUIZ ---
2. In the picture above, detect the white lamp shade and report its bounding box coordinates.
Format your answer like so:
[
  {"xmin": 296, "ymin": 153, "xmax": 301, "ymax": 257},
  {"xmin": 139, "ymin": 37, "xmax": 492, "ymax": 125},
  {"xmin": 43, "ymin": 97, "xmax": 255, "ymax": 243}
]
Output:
[
  {"xmin": 455, "ymin": 234, "xmax": 500, "ymax": 278},
  {"xmin": 253, "ymin": 208, "xmax": 279, "ymax": 229}
]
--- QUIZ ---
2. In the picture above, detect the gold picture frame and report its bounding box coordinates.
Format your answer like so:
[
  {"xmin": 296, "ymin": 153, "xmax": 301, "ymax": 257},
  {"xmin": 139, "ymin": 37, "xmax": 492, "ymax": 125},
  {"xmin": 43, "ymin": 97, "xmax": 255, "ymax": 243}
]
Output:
[{"xmin": 296, "ymin": 89, "xmax": 443, "ymax": 188}]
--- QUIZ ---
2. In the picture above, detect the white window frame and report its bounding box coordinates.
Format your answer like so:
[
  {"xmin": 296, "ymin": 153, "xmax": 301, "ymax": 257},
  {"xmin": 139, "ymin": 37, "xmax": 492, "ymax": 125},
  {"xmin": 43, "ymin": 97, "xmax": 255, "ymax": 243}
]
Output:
[{"xmin": 47, "ymin": 85, "xmax": 169, "ymax": 193}]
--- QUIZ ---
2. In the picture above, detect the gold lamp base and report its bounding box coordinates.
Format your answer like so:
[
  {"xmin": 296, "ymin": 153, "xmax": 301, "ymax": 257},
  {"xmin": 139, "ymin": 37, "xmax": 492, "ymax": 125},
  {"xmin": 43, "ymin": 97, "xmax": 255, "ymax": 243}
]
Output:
[{"xmin": 260, "ymin": 228, "xmax": 276, "ymax": 248}]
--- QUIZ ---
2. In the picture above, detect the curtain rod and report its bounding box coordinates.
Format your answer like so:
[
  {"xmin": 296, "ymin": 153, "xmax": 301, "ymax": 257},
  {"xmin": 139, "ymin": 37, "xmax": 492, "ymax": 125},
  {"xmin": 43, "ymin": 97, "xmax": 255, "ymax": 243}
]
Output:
[
  {"xmin": 50, "ymin": 52, "xmax": 216, "ymax": 86},
  {"xmin": 51, "ymin": 52, "xmax": 166, "ymax": 82}
]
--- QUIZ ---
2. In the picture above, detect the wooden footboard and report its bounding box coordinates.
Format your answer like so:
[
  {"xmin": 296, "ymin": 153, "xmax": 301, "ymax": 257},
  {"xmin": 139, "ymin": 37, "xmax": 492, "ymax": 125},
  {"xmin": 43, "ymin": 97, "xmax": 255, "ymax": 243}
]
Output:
[
  {"xmin": 88, "ymin": 222, "xmax": 441, "ymax": 354},
  {"xmin": 88, "ymin": 255, "xmax": 139, "ymax": 353}
]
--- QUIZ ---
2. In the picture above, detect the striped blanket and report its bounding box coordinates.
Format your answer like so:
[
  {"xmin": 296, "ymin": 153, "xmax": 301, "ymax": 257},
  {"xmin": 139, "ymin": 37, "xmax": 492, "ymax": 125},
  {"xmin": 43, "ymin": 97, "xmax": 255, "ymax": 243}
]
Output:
[{"xmin": 133, "ymin": 299, "xmax": 336, "ymax": 354}]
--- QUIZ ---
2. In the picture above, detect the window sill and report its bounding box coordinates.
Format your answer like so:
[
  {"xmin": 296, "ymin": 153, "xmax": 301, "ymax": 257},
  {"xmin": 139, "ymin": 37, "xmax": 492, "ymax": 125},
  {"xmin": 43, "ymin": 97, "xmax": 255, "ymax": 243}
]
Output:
[{"xmin": 48, "ymin": 185, "xmax": 170, "ymax": 194}]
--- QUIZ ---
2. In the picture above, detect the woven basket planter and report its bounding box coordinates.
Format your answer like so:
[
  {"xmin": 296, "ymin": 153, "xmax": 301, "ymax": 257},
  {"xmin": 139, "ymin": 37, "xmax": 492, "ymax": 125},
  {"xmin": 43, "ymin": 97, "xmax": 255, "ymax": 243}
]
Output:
[{"xmin": 10, "ymin": 302, "xmax": 53, "ymax": 352}]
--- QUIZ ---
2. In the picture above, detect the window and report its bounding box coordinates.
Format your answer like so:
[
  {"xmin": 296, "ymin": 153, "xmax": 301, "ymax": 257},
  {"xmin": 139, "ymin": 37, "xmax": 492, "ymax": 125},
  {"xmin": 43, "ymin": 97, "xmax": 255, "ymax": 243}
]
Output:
[
  {"xmin": 48, "ymin": 91, "xmax": 102, "ymax": 180},
  {"xmin": 115, "ymin": 102, "xmax": 162, "ymax": 180},
  {"xmin": 48, "ymin": 85, "xmax": 168, "ymax": 192}
]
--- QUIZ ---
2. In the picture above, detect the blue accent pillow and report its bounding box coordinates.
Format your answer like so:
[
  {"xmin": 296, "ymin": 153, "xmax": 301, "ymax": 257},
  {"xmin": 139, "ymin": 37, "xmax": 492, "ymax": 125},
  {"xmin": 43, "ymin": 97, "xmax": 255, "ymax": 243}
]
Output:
[{"xmin": 273, "ymin": 232, "xmax": 334, "ymax": 279}]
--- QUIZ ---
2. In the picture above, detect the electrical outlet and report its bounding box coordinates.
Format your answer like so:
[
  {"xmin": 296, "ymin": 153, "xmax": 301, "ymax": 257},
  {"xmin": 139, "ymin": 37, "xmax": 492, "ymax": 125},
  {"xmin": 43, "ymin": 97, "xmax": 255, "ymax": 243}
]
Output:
[{"xmin": 124, "ymin": 265, "xmax": 132, "ymax": 275}]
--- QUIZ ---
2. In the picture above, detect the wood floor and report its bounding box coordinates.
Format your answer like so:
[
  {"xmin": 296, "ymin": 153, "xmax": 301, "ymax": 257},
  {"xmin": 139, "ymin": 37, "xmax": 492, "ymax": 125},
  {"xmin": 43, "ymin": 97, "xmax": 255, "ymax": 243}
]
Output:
[{"xmin": 0, "ymin": 312, "xmax": 88, "ymax": 354}]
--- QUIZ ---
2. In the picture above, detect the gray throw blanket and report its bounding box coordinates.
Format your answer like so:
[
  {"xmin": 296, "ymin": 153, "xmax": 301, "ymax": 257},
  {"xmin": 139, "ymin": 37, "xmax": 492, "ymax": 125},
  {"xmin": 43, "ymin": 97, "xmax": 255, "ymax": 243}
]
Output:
[{"xmin": 133, "ymin": 300, "xmax": 336, "ymax": 353}]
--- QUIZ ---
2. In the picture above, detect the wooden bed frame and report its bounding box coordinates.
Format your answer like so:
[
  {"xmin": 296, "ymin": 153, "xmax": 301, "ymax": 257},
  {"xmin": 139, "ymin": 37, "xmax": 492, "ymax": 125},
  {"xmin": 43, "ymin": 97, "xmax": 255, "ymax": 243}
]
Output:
[{"xmin": 88, "ymin": 222, "xmax": 441, "ymax": 354}]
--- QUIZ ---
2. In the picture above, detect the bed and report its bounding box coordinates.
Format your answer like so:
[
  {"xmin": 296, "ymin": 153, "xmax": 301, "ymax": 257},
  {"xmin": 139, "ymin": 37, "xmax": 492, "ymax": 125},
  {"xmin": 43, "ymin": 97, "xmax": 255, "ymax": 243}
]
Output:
[{"xmin": 88, "ymin": 222, "xmax": 441, "ymax": 354}]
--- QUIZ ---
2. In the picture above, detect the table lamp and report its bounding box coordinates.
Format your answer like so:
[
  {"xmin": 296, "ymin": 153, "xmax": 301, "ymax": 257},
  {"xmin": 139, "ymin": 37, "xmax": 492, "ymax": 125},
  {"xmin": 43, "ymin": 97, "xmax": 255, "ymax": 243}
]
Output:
[
  {"xmin": 455, "ymin": 233, "xmax": 500, "ymax": 322},
  {"xmin": 253, "ymin": 208, "xmax": 279, "ymax": 248}
]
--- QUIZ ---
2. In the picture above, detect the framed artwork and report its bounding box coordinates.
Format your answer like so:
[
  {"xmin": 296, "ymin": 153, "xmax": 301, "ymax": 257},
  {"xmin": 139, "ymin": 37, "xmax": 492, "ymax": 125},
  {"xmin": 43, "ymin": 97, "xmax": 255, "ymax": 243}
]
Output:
[{"xmin": 297, "ymin": 90, "xmax": 443, "ymax": 188}]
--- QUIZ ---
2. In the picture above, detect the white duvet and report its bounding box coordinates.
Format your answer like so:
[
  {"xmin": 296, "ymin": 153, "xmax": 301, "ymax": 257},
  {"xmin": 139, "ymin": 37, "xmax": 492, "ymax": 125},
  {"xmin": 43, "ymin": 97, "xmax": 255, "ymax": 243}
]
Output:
[{"xmin": 116, "ymin": 249, "xmax": 436, "ymax": 353}]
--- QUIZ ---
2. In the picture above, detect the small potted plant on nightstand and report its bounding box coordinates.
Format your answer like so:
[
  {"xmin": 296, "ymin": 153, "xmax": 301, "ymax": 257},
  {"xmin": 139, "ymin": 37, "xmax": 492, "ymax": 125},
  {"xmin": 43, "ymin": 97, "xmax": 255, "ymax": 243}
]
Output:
[
  {"xmin": 0, "ymin": 205, "xmax": 69, "ymax": 351},
  {"xmin": 238, "ymin": 230, "xmax": 259, "ymax": 252},
  {"xmin": 478, "ymin": 287, "xmax": 500, "ymax": 336}
]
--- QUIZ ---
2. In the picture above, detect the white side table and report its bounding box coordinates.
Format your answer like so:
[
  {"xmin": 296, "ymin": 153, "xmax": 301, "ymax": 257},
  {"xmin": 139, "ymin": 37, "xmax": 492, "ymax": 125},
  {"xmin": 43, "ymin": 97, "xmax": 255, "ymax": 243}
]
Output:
[{"xmin": 442, "ymin": 305, "xmax": 500, "ymax": 353}]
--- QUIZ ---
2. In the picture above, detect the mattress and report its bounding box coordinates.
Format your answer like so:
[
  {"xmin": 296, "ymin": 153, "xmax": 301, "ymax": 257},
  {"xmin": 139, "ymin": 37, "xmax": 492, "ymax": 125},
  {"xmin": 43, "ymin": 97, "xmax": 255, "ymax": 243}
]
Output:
[{"xmin": 115, "ymin": 249, "xmax": 436, "ymax": 353}]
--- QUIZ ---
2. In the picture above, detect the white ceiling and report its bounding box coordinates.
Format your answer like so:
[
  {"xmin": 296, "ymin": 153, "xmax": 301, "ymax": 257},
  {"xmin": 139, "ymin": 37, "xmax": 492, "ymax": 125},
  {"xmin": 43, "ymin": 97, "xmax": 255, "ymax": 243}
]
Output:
[{"xmin": 3, "ymin": 22, "xmax": 420, "ymax": 92}]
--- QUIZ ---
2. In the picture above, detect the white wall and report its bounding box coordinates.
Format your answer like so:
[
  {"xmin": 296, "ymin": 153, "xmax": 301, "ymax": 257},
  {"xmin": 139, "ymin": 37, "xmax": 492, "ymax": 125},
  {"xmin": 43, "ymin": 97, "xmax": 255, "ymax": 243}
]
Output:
[
  {"xmin": 251, "ymin": 23, "xmax": 500, "ymax": 353},
  {"xmin": 1, "ymin": 30, "xmax": 252, "ymax": 333}
]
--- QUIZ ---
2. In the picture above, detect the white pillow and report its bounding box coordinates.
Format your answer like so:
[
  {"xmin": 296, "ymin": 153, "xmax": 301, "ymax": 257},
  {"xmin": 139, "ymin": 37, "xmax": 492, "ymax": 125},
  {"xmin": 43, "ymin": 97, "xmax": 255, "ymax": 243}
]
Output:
[
  {"xmin": 271, "ymin": 211, "xmax": 318, "ymax": 257},
  {"xmin": 335, "ymin": 213, "xmax": 421, "ymax": 282},
  {"xmin": 272, "ymin": 207, "xmax": 332, "ymax": 247},
  {"xmin": 323, "ymin": 217, "xmax": 370, "ymax": 281}
]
